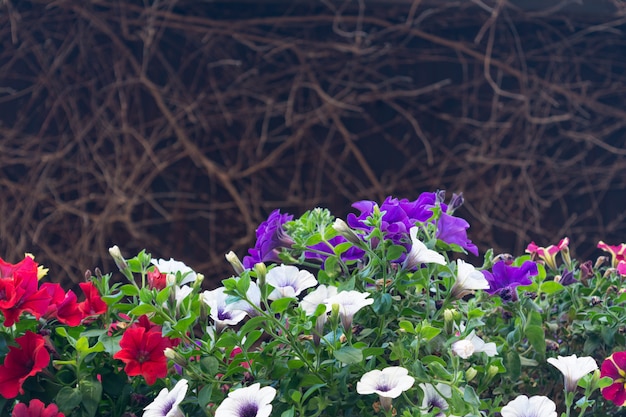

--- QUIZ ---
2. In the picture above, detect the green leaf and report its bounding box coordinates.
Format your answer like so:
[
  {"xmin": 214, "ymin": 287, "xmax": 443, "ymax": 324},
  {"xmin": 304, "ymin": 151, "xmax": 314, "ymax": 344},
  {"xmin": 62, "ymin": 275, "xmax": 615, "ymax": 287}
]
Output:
[
  {"xmin": 506, "ymin": 351, "xmax": 521, "ymax": 379},
  {"xmin": 198, "ymin": 385, "xmax": 213, "ymax": 409},
  {"xmin": 79, "ymin": 378, "xmax": 103, "ymax": 417},
  {"xmin": 101, "ymin": 292, "xmax": 125, "ymax": 305},
  {"xmin": 463, "ymin": 385, "xmax": 481, "ymax": 407},
  {"xmin": 290, "ymin": 390, "xmax": 302, "ymax": 403},
  {"xmin": 173, "ymin": 313, "xmax": 197, "ymax": 333},
  {"xmin": 155, "ymin": 287, "xmax": 170, "ymax": 305},
  {"xmin": 56, "ymin": 386, "xmax": 83, "ymax": 415},
  {"xmin": 373, "ymin": 293, "xmax": 392, "ymax": 314},
  {"xmin": 525, "ymin": 325, "xmax": 546, "ymax": 361},
  {"xmin": 139, "ymin": 287, "xmax": 153, "ymax": 303},
  {"xmin": 270, "ymin": 297, "xmax": 296, "ymax": 314},
  {"xmin": 398, "ymin": 320, "xmax": 415, "ymax": 334},
  {"xmin": 288, "ymin": 359, "xmax": 305, "ymax": 369},
  {"xmin": 419, "ymin": 325, "xmax": 441, "ymax": 341},
  {"xmin": 333, "ymin": 242, "xmax": 353, "ymax": 256},
  {"xmin": 200, "ymin": 356, "xmax": 220, "ymax": 375},
  {"xmin": 281, "ymin": 407, "xmax": 295, "ymax": 417},
  {"xmin": 237, "ymin": 274, "xmax": 251, "ymax": 295},
  {"xmin": 99, "ymin": 334, "xmax": 122, "ymax": 355},
  {"xmin": 333, "ymin": 346, "xmax": 363, "ymax": 364},
  {"xmin": 386, "ymin": 244, "xmax": 406, "ymax": 261},
  {"xmin": 243, "ymin": 330, "xmax": 264, "ymax": 351},
  {"xmin": 129, "ymin": 303, "xmax": 157, "ymax": 316},
  {"xmin": 539, "ymin": 280, "xmax": 564, "ymax": 295}
]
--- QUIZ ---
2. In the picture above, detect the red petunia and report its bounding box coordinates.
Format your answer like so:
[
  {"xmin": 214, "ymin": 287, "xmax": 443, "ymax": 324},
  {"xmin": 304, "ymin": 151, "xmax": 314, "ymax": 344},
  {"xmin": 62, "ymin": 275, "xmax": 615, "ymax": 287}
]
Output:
[
  {"xmin": 11, "ymin": 399, "xmax": 65, "ymax": 417},
  {"xmin": 0, "ymin": 331, "xmax": 50, "ymax": 399},
  {"xmin": 113, "ymin": 318, "xmax": 175, "ymax": 385},
  {"xmin": 601, "ymin": 351, "xmax": 626, "ymax": 406},
  {"xmin": 147, "ymin": 267, "xmax": 168, "ymax": 290},
  {"xmin": 40, "ymin": 283, "xmax": 84, "ymax": 326},
  {"xmin": 0, "ymin": 256, "xmax": 51, "ymax": 326},
  {"xmin": 78, "ymin": 282, "xmax": 107, "ymax": 317}
]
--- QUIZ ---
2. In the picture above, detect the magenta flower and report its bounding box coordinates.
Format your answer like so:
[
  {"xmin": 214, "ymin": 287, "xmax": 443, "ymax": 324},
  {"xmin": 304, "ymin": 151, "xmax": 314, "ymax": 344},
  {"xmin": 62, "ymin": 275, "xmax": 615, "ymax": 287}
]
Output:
[
  {"xmin": 482, "ymin": 261, "xmax": 538, "ymax": 301},
  {"xmin": 597, "ymin": 241, "xmax": 626, "ymax": 268},
  {"xmin": 243, "ymin": 210, "xmax": 294, "ymax": 269},
  {"xmin": 601, "ymin": 351, "xmax": 626, "ymax": 406},
  {"xmin": 526, "ymin": 238, "xmax": 569, "ymax": 270}
]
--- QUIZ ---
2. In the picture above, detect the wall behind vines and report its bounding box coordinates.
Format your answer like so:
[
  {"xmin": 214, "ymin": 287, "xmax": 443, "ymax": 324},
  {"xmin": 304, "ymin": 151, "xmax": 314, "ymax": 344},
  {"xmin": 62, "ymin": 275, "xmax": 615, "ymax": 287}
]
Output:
[{"xmin": 1, "ymin": 0, "xmax": 626, "ymax": 287}]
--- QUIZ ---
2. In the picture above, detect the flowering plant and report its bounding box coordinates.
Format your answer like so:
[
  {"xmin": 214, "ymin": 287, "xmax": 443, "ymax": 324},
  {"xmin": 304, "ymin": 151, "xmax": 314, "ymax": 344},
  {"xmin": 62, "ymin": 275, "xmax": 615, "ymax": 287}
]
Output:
[{"xmin": 2, "ymin": 191, "xmax": 626, "ymax": 417}]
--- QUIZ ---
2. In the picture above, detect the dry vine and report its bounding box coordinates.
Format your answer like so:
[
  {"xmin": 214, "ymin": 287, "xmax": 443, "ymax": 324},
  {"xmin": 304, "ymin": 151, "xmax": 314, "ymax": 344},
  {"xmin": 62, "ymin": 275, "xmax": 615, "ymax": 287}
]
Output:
[{"xmin": 1, "ymin": 0, "xmax": 626, "ymax": 287}]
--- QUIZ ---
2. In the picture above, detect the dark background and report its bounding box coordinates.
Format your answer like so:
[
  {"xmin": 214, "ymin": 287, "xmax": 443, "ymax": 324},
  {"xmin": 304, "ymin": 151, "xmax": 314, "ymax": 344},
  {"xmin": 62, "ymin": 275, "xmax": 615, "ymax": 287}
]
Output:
[{"xmin": 1, "ymin": 0, "xmax": 626, "ymax": 288}]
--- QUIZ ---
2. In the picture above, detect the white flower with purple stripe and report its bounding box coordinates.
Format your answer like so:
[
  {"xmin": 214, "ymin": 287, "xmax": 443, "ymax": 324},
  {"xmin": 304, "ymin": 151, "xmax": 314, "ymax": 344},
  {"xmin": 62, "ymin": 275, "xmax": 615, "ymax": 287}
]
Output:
[
  {"xmin": 266, "ymin": 265, "xmax": 317, "ymax": 300},
  {"xmin": 215, "ymin": 383, "xmax": 276, "ymax": 417},
  {"xmin": 202, "ymin": 287, "xmax": 247, "ymax": 332},
  {"xmin": 143, "ymin": 379, "xmax": 188, "ymax": 417}
]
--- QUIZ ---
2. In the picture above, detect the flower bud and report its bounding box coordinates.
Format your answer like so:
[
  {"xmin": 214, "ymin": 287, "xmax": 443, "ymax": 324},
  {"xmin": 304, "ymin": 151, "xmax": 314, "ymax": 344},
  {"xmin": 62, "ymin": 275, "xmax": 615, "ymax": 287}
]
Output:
[
  {"xmin": 444, "ymin": 309, "xmax": 455, "ymax": 334},
  {"xmin": 595, "ymin": 255, "xmax": 608, "ymax": 269},
  {"xmin": 254, "ymin": 262, "xmax": 267, "ymax": 288},
  {"xmin": 332, "ymin": 218, "xmax": 361, "ymax": 246},
  {"xmin": 164, "ymin": 347, "xmax": 187, "ymax": 367},
  {"xmin": 465, "ymin": 367, "xmax": 478, "ymax": 382},
  {"xmin": 225, "ymin": 251, "xmax": 245, "ymax": 275},
  {"xmin": 487, "ymin": 365, "xmax": 499, "ymax": 378},
  {"xmin": 109, "ymin": 245, "xmax": 128, "ymax": 271},
  {"xmin": 448, "ymin": 192, "xmax": 464, "ymax": 214}
]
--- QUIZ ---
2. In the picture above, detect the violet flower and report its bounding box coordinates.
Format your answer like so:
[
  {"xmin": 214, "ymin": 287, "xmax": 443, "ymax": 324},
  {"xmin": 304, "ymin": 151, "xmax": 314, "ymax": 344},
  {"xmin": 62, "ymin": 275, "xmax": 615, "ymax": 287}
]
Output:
[
  {"xmin": 482, "ymin": 261, "xmax": 538, "ymax": 302},
  {"xmin": 243, "ymin": 210, "xmax": 294, "ymax": 269},
  {"xmin": 436, "ymin": 213, "xmax": 479, "ymax": 256},
  {"xmin": 305, "ymin": 236, "xmax": 365, "ymax": 263}
]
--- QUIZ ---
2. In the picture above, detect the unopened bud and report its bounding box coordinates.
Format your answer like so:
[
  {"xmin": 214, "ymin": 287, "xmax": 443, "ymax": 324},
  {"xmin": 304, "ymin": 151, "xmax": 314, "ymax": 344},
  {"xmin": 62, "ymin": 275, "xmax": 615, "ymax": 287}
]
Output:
[
  {"xmin": 444, "ymin": 309, "xmax": 455, "ymax": 334},
  {"xmin": 109, "ymin": 245, "xmax": 128, "ymax": 271},
  {"xmin": 448, "ymin": 192, "xmax": 464, "ymax": 214},
  {"xmin": 225, "ymin": 251, "xmax": 245, "ymax": 275},
  {"xmin": 164, "ymin": 348, "xmax": 187, "ymax": 367},
  {"xmin": 331, "ymin": 303, "xmax": 340, "ymax": 323},
  {"xmin": 595, "ymin": 256, "xmax": 608, "ymax": 269},
  {"xmin": 465, "ymin": 367, "xmax": 478, "ymax": 382},
  {"xmin": 332, "ymin": 218, "xmax": 361, "ymax": 246},
  {"xmin": 254, "ymin": 262, "xmax": 267, "ymax": 288},
  {"xmin": 487, "ymin": 365, "xmax": 499, "ymax": 378},
  {"xmin": 436, "ymin": 189, "xmax": 446, "ymax": 205}
]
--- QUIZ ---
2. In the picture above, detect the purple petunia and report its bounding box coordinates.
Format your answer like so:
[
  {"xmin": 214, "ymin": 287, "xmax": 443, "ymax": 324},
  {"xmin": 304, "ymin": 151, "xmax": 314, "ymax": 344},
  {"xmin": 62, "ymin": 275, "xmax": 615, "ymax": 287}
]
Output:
[
  {"xmin": 242, "ymin": 209, "xmax": 294, "ymax": 269},
  {"xmin": 305, "ymin": 236, "xmax": 366, "ymax": 263},
  {"xmin": 436, "ymin": 213, "xmax": 479, "ymax": 256},
  {"xmin": 482, "ymin": 260, "xmax": 538, "ymax": 301}
]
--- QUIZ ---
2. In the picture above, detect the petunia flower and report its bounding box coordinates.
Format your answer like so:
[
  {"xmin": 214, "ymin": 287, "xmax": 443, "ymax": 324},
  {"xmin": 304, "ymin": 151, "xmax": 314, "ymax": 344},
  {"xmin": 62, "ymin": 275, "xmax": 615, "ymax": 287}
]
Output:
[
  {"xmin": 450, "ymin": 259, "xmax": 489, "ymax": 299},
  {"xmin": 265, "ymin": 265, "xmax": 317, "ymax": 300},
  {"xmin": 451, "ymin": 330, "xmax": 497, "ymax": 359},
  {"xmin": 151, "ymin": 258, "xmax": 197, "ymax": 286},
  {"xmin": 0, "ymin": 331, "xmax": 50, "ymax": 398},
  {"xmin": 0, "ymin": 255, "xmax": 50, "ymax": 326},
  {"xmin": 324, "ymin": 290, "xmax": 374, "ymax": 331},
  {"xmin": 618, "ymin": 261, "xmax": 626, "ymax": 277},
  {"xmin": 300, "ymin": 285, "xmax": 338, "ymax": 344},
  {"xmin": 601, "ymin": 351, "xmax": 626, "ymax": 406},
  {"xmin": 113, "ymin": 319, "xmax": 176, "ymax": 385},
  {"xmin": 215, "ymin": 383, "xmax": 276, "ymax": 417},
  {"xmin": 419, "ymin": 383, "xmax": 452, "ymax": 417},
  {"xmin": 305, "ymin": 236, "xmax": 366, "ymax": 263},
  {"xmin": 40, "ymin": 283, "xmax": 84, "ymax": 326},
  {"xmin": 242, "ymin": 209, "xmax": 294, "ymax": 269},
  {"xmin": 357, "ymin": 366, "xmax": 415, "ymax": 411},
  {"xmin": 11, "ymin": 399, "xmax": 65, "ymax": 417},
  {"xmin": 143, "ymin": 379, "xmax": 188, "ymax": 417},
  {"xmin": 202, "ymin": 287, "xmax": 248, "ymax": 332},
  {"xmin": 526, "ymin": 238, "xmax": 569, "ymax": 270},
  {"xmin": 547, "ymin": 354, "xmax": 597, "ymax": 393},
  {"xmin": 500, "ymin": 395, "xmax": 557, "ymax": 417},
  {"xmin": 77, "ymin": 282, "xmax": 108, "ymax": 318},
  {"xmin": 436, "ymin": 213, "xmax": 479, "ymax": 256},
  {"xmin": 482, "ymin": 260, "xmax": 538, "ymax": 302},
  {"xmin": 597, "ymin": 241, "xmax": 626, "ymax": 268},
  {"xmin": 402, "ymin": 227, "xmax": 446, "ymax": 270}
]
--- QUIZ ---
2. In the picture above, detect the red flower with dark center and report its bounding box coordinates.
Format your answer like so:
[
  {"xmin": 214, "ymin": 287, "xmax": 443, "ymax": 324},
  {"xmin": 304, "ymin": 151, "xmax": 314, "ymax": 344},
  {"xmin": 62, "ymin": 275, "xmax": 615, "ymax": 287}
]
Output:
[
  {"xmin": 78, "ymin": 282, "xmax": 107, "ymax": 317},
  {"xmin": 113, "ymin": 325, "xmax": 173, "ymax": 385},
  {"xmin": 11, "ymin": 399, "xmax": 65, "ymax": 417},
  {"xmin": 0, "ymin": 331, "xmax": 50, "ymax": 399}
]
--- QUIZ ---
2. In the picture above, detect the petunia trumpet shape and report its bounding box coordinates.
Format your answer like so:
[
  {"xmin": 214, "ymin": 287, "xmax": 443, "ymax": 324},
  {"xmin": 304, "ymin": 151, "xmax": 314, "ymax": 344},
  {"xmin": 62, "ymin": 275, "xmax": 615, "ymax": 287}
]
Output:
[
  {"xmin": 202, "ymin": 287, "xmax": 248, "ymax": 332},
  {"xmin": 482, "ymin": 260, "xmax": 538, "ymax": 302},
  {"xmin": 451, "ymin": 330, "xmax": 497, "ymax": 359},
  {"xmin": 526, "ymin": 238, "xmax": 569, "ymax": 270},
  {"xmin": 450, "ymin": 259, "xmax": 489, "ymax": 299},
  {"xmin": 357, "ymin": 367, "xmax": 415, "ymax": 411},
  {"xmin": 547, "ymin": 354, "xmax": 597, "ymax": 393},
  {"xmin": 419, "ymin": 383, "xmax": 452, "ymax": 417},
  {"xmin": 325, "ymin": 290, "xmax": 374, "ymax": 332},
  {"xmin": 0, "ymin": 331, "xmax": 50, "ymax": 399}
]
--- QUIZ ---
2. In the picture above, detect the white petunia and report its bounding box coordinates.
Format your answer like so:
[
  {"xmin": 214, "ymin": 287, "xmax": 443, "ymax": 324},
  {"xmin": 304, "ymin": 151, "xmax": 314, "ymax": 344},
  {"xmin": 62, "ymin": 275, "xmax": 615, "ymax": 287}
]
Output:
[
  {"xmin": 450, "ymin": 259, "xmax": 490, "ymax": 298},
  {"xmin": 357, "ymin": 367, "xmax": 415, "ymax": 411},
  {"xmin": 215, "ymin": 383, "xmax": 277, "ymax": 417},
  {"xmin": 300, "ymin": 285, "xmax": 339, "ymax": 316},
  {"xmin": 403, "ymin": 227, "xmax": 446, "ymax": 269},
  {"xmin": 500, "ymin": 395, "xmax": 557, "ymax": 417},
  {"xmin": 266, "ymin": 265, "xmax": 318, "ymax": 300},
  {"xmin": 202, "ymin": 287, "xmax": 247, "ymax": 332},
  {"xmin": 547, "ymin": 354, "xmax": 598, "ymax": 393},
  {"xmin": 143, "ymin": 379, "xmax": 188, "ymax": 417},
  {"xmin": 324, "ymin": 290, "xmax": 374, "ymax": 331},
  {"xmin": 451, "ymin": 330, "xmax": 497, "ymax": 358},
  {"xmin": 420, "ymin": 383, "xmax": 452, "ymax": 417},
  {"xmin": 151, "ymin": 258, "xmax": 197, "ymax": 286}
]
